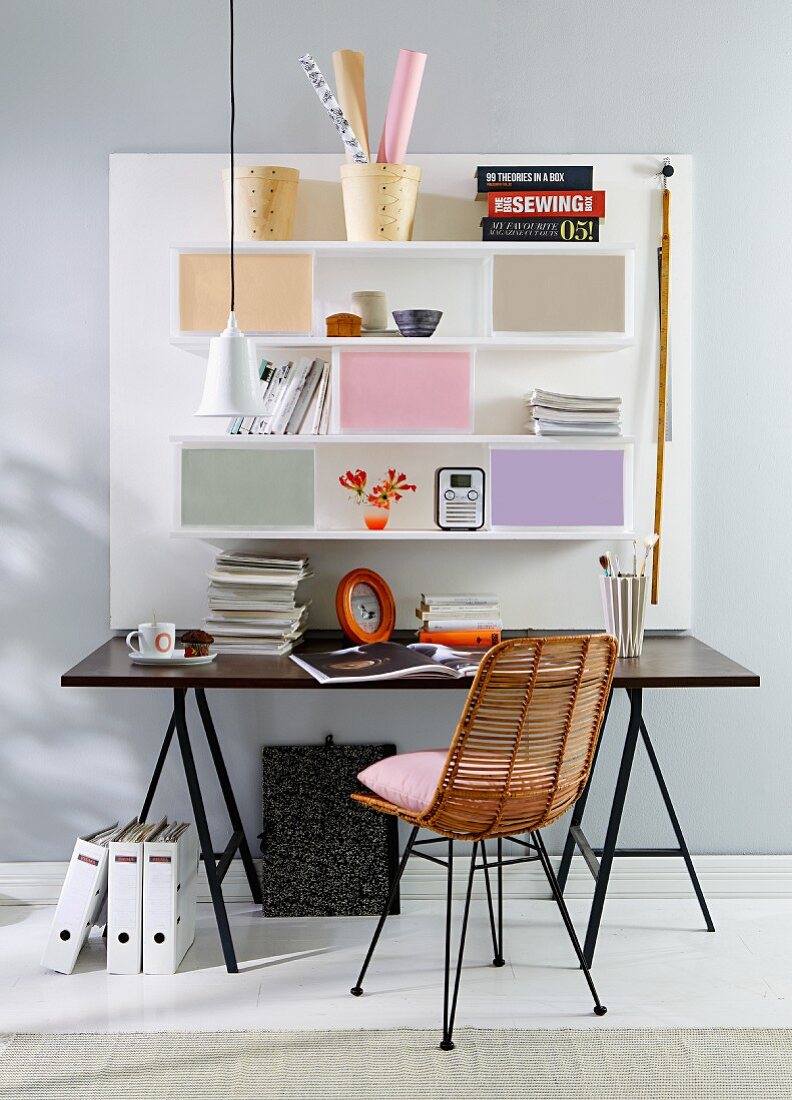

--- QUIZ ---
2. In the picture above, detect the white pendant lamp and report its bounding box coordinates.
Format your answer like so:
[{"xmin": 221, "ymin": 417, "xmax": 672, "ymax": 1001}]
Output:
[
  {"xmin": 194, "ymin": 311, "xmax": 260, "ymax": 416},
  {"xmin": 195, "ymin": 0, "xmax": 260, "ymax": 416}
]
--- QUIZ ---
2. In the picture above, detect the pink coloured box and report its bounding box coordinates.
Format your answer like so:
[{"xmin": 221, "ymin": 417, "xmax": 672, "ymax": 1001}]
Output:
[{"xmin": 336, "ymin": 350, "xmax": 473, "ymax": 433}]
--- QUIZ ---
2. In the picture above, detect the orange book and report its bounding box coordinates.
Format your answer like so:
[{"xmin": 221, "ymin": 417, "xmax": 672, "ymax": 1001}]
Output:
[{"xmin": 418, "ymin": 629, "xmax": 501, "ymax": 648}]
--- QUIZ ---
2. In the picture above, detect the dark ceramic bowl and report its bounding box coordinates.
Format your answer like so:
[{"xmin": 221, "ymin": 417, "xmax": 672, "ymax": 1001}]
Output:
[{"xmin": 392, "ymin": 309, "xmax": 443, "ymax": 338}]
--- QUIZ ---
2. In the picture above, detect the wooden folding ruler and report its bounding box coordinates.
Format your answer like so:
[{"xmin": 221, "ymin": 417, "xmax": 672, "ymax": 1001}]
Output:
[{"xmin": 652, "ymin": 161, "xmax": 673, "ymax": 604}]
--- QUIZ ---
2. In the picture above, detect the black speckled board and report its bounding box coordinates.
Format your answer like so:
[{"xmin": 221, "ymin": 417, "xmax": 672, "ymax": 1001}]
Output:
[{"xmin": 260, "ymin": 741, "xmax": 399, "ymax": 917}]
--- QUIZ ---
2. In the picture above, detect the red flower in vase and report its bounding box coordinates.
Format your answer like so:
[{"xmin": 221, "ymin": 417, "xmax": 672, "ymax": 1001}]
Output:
[
  {"xmin": 339, "ymin": 468, "xmax": 368, "ymax": 503},
  {"xmin": 368, "ymin": 469, "xmax": 417, "ymax": 508}
]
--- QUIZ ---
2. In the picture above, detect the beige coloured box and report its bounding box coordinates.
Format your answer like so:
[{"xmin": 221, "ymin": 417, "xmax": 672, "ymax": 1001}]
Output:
[
  {"xmin": 178, "ymin": 252, "xmax": 313, "ymax": 334},
  {"xmin": 222, "ymin": 166, "xmax": 299, "ymax": 241},
  {"xmin": 492, "ymin": 254, "xmax": 627, "ymax": 334}
]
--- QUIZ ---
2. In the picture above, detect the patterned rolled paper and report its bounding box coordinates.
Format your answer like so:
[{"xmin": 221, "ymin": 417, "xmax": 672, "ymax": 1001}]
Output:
[
  {"xmin": 298, "ymin": 53, "xmax": 368, "ymax": 164},
  {"xmin": 377, "ymin": 49, "xmax": 427, "ymax": 164}
]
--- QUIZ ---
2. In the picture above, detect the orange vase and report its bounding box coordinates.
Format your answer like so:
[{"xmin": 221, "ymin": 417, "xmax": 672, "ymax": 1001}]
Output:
[{"xmin": 364, "ymin": 506, "xmax": 390, "ymax": 531}]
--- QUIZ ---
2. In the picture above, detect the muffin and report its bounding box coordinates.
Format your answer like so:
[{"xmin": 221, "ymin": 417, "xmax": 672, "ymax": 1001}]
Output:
[{"xmin": 181, "ymin": 629, "xmax": 214, "ymax": 657}]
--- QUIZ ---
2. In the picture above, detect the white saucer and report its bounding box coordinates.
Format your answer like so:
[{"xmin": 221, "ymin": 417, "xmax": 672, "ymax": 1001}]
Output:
[{"xmin": 128, "ymin": 649, "xmax": 217, "ymax": 667}]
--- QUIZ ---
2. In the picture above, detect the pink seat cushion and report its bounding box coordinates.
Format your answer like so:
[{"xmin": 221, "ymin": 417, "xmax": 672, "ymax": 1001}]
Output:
[{"xmin": 358, "ymin": 749, "xmax": 450, "ymax": 814}]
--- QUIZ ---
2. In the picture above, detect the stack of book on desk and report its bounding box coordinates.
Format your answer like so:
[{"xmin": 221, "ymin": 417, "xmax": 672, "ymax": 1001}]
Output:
[
  {"xmin": 416, "ymin": 593, "xmax": 502, "ymax": 648},
  {"xmin": 524, "ymin": 389, "xmax": 622, "ymax": 437},
  {"xmin": 205, "ymin": 552, "xmax": 312, "ymax": 655}
]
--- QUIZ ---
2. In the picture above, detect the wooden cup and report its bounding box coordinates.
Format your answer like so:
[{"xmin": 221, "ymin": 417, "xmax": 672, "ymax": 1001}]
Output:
[
  {"xmin": 340, "ymin": 163, "xmax": 421, "ymax": 242},
  {"xmin": 222, "ymin": 166, "xmax": 300, "ymax": 241}
]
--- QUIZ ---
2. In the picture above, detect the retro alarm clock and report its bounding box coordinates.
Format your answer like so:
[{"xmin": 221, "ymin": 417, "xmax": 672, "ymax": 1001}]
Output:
[
  {"xmin": 435, "ymin": 467, "xmax": 486, "ymax": 530},
  {"xmin": 335, "ymin": 569, "xmax": 396, "ymax": 644}
]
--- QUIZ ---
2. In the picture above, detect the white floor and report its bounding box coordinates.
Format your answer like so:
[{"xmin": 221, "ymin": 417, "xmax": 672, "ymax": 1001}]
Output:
[{"xmin": 2, "ymin": 899, "xmax": 792, "ymax": 1033}]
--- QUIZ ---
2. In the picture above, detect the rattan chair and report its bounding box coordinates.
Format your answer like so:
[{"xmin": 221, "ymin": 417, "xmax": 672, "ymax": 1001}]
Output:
[{"xmin": 349, "ymin": 634, "xmax": 618, "ymax": 1050}]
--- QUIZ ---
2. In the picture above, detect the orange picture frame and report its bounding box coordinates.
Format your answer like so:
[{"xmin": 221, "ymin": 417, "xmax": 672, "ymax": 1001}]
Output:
[{"xmin": 335, "ymin": 569, "xmax": 396, "ymax": 645}]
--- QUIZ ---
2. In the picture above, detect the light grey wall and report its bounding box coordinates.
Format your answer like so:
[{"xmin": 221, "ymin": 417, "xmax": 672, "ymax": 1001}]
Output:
[{"xmin": 0, "ymin": 0, "xmax": 784, "ymax": 860}]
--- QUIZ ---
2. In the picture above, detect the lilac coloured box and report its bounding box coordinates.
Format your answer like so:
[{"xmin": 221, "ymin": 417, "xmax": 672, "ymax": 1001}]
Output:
[{"xmin": 490, "ymin": 448, "xmax": 624, "ymax": 527}]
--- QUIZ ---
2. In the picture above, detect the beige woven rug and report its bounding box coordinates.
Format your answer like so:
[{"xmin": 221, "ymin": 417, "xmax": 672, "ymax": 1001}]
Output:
[{"xmin": 1, "ymin": 1029, "xmax": 790, "ymax": 1099}]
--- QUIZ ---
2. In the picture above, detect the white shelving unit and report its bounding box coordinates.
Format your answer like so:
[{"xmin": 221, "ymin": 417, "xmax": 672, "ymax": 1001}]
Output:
[
  {"xmin": 170, "ymin": 237, "xmax": 637, "ymax": 543},
  {"xmin": 109, "ymin": 152, "xmax": 693, "ymax": 630},
  {"xmin": 173, "ymin": 435, "xmax": 634, "ymax": 541},
  {"xmin": 170, "ymin": 240, "xmax": 635, "ymax": 353},
  {"xmin": 173, "ymin": 334, "xmax": 634, "ymax": 353},
  {"xmin": 171, "ymin": 528, "xmax": 633, "ymax": 543},
  {"xmin": 173, "ymin": 434, "xmax": 635, "ymax": 447}
]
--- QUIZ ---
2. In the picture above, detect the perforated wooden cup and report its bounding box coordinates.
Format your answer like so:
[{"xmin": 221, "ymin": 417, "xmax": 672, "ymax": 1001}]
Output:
[
  {"xmin": 340, "ymin": 163, "xmax": 421, "ymax": 241},
  {"xmin": 222, "ymin": 166, "xmax": 299, "ymax": 241}
]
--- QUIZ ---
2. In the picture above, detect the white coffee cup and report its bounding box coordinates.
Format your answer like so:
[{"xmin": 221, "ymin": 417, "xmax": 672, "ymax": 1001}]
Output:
[{"xmin": 126, "ymin": 622, "xmax": 176, "ymax": 658}]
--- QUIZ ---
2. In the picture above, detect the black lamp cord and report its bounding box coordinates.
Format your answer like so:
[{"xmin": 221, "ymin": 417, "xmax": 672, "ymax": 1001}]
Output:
[{"xmin": 229, "ymin": 0, "xmax": 235, "ymax": 314}]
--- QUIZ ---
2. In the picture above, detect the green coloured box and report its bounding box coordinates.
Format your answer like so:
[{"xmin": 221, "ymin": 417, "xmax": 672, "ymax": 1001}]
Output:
[{"xmin": 181, "ymin": 448, "xmax": 314, "ymax": 528}]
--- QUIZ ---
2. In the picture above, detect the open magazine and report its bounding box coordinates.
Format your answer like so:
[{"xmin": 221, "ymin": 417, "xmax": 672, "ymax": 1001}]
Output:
[{"xmin": 290, "ymin": 641, "xmax": 485, "ymax": 684}]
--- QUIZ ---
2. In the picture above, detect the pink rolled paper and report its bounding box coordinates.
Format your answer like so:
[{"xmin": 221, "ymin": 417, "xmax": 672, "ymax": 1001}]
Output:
[{"xmin": 377, "ymin": 49, "xmax": 427, "ymax": 164}]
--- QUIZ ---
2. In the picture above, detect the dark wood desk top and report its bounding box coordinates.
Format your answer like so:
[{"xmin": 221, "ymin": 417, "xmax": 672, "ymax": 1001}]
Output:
[{"xmin": 62, "ymin": 634, "xmax": 760, "ymax": 691}]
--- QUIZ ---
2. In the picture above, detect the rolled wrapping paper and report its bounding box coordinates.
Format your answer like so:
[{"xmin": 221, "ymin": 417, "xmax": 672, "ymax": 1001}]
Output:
[
  {"xmin": 332, "ymin": 50, "xmax": 370, "ymax": 162},
  {"xmin": 298, "ymin": 53, "xmax": 368, "ymax": 164},
  {"xmin": 377, "ymin": 49, "xmax": 427, "ymax": 164}
]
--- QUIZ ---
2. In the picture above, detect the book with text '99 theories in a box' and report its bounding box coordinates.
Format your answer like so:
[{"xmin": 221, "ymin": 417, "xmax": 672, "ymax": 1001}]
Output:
[{"xmin": 475, "ymin": 165, "xmax": 593, "ymax": 197}]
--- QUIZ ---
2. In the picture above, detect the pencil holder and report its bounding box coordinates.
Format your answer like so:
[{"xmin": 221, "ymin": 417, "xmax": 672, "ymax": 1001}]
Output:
[
  {"xmin": 340, "ymin": 163, "xmax": 421, "ymax": 241},
  {"xmin": 600, "ymin": 576, "xmax": 647, "ymax": 658},
  {"xmin": 222, "ymin": 166, "xmax": 300, "ymax": 241}
]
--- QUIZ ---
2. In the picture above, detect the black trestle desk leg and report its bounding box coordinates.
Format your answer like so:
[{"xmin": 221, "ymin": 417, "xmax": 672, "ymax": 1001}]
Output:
[
  {"xmin": 582, "ymin": 687, "xmax": 643, "ymax": 968},
  {"xmin": 639, "ymin": 717, "xmax": 715, "ymax": 932},
  {"xmin": 194, "ymin": 688, "xmax": 263, "ymax": 906},
  {"xmin": 173, "ymin": 688, "xmax": 239, "ymax": 974},
  {"xmin": 557, "ymin": 687, "xmax": 613, "ymax": 895},
  {"xmin": 140, "ymin": 713, "xmax": 176, "ymax": 822}
]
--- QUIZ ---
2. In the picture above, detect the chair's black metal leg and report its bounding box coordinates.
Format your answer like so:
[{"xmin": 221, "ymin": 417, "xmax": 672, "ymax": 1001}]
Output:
[
  {"xmin": 557, "ymin": 687, "xmax": 613, "ymax": 894},
  {"xmin": 440, "ymin": 840, "xmax": 477, "ymax": 1047},
  {"xmin": 351, "ymin": 825, "xmax": 419, "ymax": 996},
  {"xmin": 140, "ymin": 713, "xmax": 176, "ymax": 821},
  {"xmin": 173, "ymin": 689, "xmax": 239, "ymax": 974},
  {"xmin": 583, "ymin": 687, "xmax": 643, "ymax": 967},
  {"xmin": 194, "ymin": 688, "xmax": 262, "ymax": 906},
  {"xmin": 533, "ymin": 832, "xmax": 607, "ymax": 1015},
  {"xmin": 640, "ymin": 718, "xmax": 715, "ymax": 932},
  {"xmin": 480, "ymin": 840, "xmax": 504, "ymax": 966},
  {"xmin": 440, "ymin": 839, "xmax": 454, "ymax": 1049},
  {"xmin": 497, "ymin": 837, "xmax": 504, "ymax": 960},
  {"xmin": 441, "ymin": 840, "xmax": 477, "ymax": 1051},
  {"xmin": 385, "ymin": 815, "xmax": 402, "ymax": 916}
]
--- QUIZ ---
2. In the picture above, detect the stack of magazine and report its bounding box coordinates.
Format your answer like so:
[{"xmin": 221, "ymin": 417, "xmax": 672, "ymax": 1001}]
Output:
[
  {"xmin": 205, "ymin": 552, "xmax": 312, "ymax": 655},
  {"xmin": 228, "ymin": 356, "xmax": 331, "ymax": 436},
  {"xmin": 524, "ymin": 389, "xmax": 622, "ymax": 436}
]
